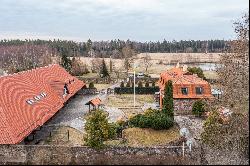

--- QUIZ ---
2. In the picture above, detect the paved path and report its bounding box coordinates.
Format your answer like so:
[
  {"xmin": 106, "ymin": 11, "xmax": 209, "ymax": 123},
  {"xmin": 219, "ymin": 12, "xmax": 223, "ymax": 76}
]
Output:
[
  {"xmin": 174, "ymin": 115, "xmax": 204, "ymax": 147},
  {"xmin": 28, "ymin": 83, "xmax": 120, "ymax": 144}
]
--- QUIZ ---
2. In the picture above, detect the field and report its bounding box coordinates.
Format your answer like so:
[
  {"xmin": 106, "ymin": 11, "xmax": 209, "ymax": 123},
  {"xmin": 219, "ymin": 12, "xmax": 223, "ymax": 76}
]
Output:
[{"xmin": 76, "ymin": 53, "xmax": 221, "ymax": 79}]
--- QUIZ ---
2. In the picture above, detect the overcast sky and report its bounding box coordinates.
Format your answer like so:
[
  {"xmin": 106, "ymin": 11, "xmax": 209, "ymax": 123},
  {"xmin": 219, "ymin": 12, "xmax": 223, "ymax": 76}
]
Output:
[{"xmin": 0, "ymin": 0, "xmax": 248, "ymax": 42}]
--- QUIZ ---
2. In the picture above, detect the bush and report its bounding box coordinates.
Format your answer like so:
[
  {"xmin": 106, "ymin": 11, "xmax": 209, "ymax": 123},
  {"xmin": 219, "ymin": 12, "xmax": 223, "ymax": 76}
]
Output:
[
  {"xmin": 114, "ymin": 87, "xmax": 159, "ymax": 94},
  {"xmin": 187, "ymin": 67, "xmax": 206, "ymax": 80},
  {"xmin": 126, "ymin": 82, "xmax": 131, "ymax": 87},
  {"xmin": 145, "ymin": 81, "xmax": 150, "ymax": 88},
  {"xmin": 128, "ymin": 109, "xmax": 174, "ymax": 130},
  {"xmin": 120, "ymin": 81, "xmax": 125, "ymax": 88},
  {"xmin": 138, "ymin": 81, "xmax": 143, "ymax": 88},
  {"xmin": 192, "ymin": 100, "xmax": 206, "ymax": 117},
  {"xmin": 152, "ymin": 82, "xmax": 155, "ymax": 87},
  {"xmin": 108, "ymin": 123, "xmax": 119, "ymax": 139},
  {"xmin": 89, "ymin": 82, "xmax": 95, "ymax": 88},
  {"xmin": 84, "ymin": 110, "xmax": 110, "ymax": 149},
  {"xmin": 151, "ymin": 113, "xmax": 174, "ymax": 130},
  {"xmin": 129, "ymin": 114, "xmax": 143, "ymax": 127}
]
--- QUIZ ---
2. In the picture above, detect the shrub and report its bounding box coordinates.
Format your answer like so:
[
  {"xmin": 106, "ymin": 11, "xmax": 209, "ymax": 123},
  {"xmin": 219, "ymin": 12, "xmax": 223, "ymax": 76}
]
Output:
[
  {"xmin": 114, "ymin": 87, "xmax": 159, "ymax": 94},
  {"xmin": 151, "ymin": 113, "xmax": 174, "ymax": 130},
  {"xmin": 138, "ymin": 81, "xmax": 143, "ymax": 88},
  {"xmin": 152, "ymin": 82, "xmax": 155, "ymax": 87},
  {"xmin": 187, "ymin": 67, "xmax": 206, "ymax": 80},
  {"xmin": 126, "ymin": 82, "xmax": 131, "ymax": 87},
  {"xmin": 89, "ymin": 82, "xmax": 95, "ymax": 88},
  {"xmin": 128, "ymin": 109, "xmax": 174, "ymax": 130},
  {"xmin": 192, "ymin": 100, "xmax": 206, "ymax": 117},
  {"xmin": 120, "ymin": 81, "xmax": 125, "ymax": 88},
  {"xmin": 84, "ymin": 110, "xmax": 110, "ymax": 149},
  {"xmin": 128, "ymin": 114, "xmax": 143, "ymax": 127},
  {"xmin": 108, "ymin": 123, "xmax": 119, "ymax": 139},
  {"xmin": 145, "ymin": 81, "xmax": 150, "ymax": 88}
]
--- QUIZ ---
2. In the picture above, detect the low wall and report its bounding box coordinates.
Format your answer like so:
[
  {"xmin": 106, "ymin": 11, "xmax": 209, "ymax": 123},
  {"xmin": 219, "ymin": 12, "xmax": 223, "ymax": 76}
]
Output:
[{"xmin": 0, "ymin": 145, "xmax": 201, "ymax": 165}]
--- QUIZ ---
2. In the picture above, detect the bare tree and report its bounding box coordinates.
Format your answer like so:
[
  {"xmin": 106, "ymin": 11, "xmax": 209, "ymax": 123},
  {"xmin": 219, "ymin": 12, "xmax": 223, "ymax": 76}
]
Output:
[
  {"xmin": 143, "ymin": 53, "xmax": 153, "ymax": 73},
  {"xmin": 71, "ymin": 57, "xmax": 89, "ymax": 76},
  {"xmin": 122, "ymin": 46, "xmax": 136, "ymax": 76},
  {"xmin": 201, "ymin": 12, "xmax": 249, "ymax": 165},
  {"xmin": 90, "ymin": 58, "xmax": 102, "ymax": 74},
  {"xmin": 217, "ymin": 12, "xmax": 249, "ymax": 113}
]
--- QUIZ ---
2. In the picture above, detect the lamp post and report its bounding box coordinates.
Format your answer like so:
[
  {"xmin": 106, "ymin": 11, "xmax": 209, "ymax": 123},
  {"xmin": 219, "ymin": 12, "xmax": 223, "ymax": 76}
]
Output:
[{"xmin": 133, "ymin": 63, "xmax": 139, "ymax": 109}]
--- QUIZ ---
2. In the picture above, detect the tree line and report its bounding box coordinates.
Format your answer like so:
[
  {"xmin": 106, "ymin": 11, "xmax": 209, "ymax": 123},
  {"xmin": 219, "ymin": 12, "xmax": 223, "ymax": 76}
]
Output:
[{"xmin": 0, "ymin": 39, "xmax": 229, "ymax": 58}]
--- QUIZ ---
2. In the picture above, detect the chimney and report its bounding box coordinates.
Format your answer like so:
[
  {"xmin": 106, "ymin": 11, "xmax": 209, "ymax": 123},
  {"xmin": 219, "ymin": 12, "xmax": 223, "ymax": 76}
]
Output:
[{"xmin": 183, "ymin": 65, "xmax": 188, "ymax": 72}]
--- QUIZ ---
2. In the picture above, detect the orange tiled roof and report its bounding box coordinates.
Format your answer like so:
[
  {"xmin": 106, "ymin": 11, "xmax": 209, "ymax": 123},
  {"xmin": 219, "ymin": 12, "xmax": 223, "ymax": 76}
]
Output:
[
  {"xmin": 89, "ymin": 98, "xmax": 102, "ymax": 106},
  {"xmin": 0, "ymin": 64, "xmax": 86, "ymax": 144},
  {"xmin": 159, "ymin": 67, "xmax": 214, "ymax": 99}
]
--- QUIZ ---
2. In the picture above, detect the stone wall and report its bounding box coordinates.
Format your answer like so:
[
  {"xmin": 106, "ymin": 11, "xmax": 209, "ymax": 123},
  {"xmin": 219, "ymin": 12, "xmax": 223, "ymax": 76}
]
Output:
[
  {"xmin": 0, "ymin": 145, "xmax": 201, "ymax": 165},
  {"xmin": 174, "ymin": 99, "xmax": 197, "ymax": 113}
]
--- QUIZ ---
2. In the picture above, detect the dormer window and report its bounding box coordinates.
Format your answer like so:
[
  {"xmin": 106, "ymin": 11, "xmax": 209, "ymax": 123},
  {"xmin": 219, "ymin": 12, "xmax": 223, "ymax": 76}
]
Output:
[
  {"xmin": 181, "ymin": 87, "xmax": 188, "ymax": 95},
  {"xmin": 63, "ymin": 84, "xmax": 69, "ymax": 96},
  {"xmin": 196, "ymin": 87, "xmax": 203, "ymax": 95}
]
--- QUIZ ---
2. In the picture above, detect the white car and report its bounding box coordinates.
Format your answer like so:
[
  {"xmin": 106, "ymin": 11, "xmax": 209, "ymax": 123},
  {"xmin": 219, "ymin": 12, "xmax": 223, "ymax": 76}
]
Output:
[{"xmin": 137, "ymin": 72, "xmax": 144, "ymax": 78}]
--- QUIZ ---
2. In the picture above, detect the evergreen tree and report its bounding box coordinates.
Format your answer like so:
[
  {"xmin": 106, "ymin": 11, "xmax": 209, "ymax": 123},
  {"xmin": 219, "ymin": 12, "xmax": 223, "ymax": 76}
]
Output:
[
  {"xmin": 162, "ymin": 80, "xmax": 174, "ymax": 118},
  {"xmin": 138, "ymin": 81, "xmax": 143, "ymax": 88},
  {"xmin": 187, "ymin": 67, "xmax": 206, "ymax": 79},
  {"xmin": 100, "ymin": 59, "xmax": 109, "ymax": 78},
  {"xmin": 109, "ymin": 56, "xmax": 113, "ymax": 73},
  {"xmin": 120, "ymin": 81, "xmax": 125, "ymax": 88},
  {"xmin": 84, "ymin": 110, "xmax": 110, "ymax": 149},
  {"xmin": 60, "ymin": 48, "xmax": 71, "ymax": 72}
]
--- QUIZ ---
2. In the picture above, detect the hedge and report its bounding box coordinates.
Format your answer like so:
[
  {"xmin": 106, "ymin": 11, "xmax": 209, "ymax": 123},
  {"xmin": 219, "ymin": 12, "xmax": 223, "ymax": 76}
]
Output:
[
  {"xmin": 114, "ymin": 87, "xmax": 160, "ymax": 94},
  {"xmin": 128, "ymin": 110, "xmax": 174, "ymax": 130}
]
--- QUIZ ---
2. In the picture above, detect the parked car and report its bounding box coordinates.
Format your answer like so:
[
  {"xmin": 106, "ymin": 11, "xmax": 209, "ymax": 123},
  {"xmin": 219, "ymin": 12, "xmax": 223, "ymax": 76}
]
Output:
[{"xmin": 137, "ymin": 72, "xmax": 144, "ymax": 78}]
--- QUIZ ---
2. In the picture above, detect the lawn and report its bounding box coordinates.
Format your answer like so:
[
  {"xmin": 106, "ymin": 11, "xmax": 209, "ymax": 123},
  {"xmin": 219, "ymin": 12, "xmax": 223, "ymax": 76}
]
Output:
[
  {"xmin": 79, "ymin": 72, "xmax": 99, "ymax": 79},
  {"xmin": 104, "ymin": 94, "xmax": 156, "ymax": 119},
  {"xmin": 105, "ymin": 94, "xmax": 155, "ymax": 108},
  {"xmin": 42, "ymin": 126, "xmax": 84, "ymax": 146},
  {"xmin": 204, "ymin": 71, "xmax": 219, "ymax": 80},
  {"xmin": 94, "ymin": 84, "xmax": 112, "ymax": 91},
  {"xmin": 105, "ymin": 125, "xmax": 180, "ymax": 147}
]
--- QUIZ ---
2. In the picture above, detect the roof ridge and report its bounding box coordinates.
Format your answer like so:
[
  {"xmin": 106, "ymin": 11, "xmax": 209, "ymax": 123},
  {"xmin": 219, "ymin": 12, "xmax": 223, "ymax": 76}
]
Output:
[{"xmin": 0, "ymin": 64, "xmax": 59, "ymax": 79}]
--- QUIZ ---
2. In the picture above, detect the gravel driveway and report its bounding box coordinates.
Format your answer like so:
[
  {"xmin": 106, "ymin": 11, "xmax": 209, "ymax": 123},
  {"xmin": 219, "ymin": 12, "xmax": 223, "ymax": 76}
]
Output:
[{"xmin": 174, "ymin": 115, "xmax": 204, "ymax": 147}]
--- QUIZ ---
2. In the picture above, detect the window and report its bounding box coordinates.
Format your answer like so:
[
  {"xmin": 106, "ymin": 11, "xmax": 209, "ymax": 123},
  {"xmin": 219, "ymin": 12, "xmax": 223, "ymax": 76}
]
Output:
[
  {"xmin": 181, "ymin": 87, "xmax": 188, "ymax": 95},
  {"xmin": 196, "ymin": 87, "xmax": 203, "ymax": 95},
  {"xmin": 63, "ymin": 84, "xmax": 69, "ymax": 96}
]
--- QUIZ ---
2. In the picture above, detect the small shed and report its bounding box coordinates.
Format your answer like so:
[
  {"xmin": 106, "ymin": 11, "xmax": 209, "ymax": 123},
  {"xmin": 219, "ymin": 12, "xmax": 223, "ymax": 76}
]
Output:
[{"xmin": 85, "ymin": 98, "xmax": 102, "ymax": 112}]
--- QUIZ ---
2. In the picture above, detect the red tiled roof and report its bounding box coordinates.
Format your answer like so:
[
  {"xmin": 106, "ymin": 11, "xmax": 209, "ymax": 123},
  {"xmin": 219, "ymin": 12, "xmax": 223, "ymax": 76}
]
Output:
[
  {"xmin": 159, "ymin": 67, "xmax": 214, "ymax": 99},
  {"xmin": 0, "ymin": 64, "xmax": 86, "ymax": 144},
  {"xmin": 86, "ymin": 98, "xmax": 102, "ymax": 107}
]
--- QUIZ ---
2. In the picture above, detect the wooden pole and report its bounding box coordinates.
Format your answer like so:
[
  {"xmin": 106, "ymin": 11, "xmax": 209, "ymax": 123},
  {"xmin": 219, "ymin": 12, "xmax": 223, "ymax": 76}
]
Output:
[
  {"xmin": 67, "ymin": 130, "xmax": 70, "ymax": 141},
  {"xmin": 182, "ymin": 142, "xmax": 185, "ymax": 157}
]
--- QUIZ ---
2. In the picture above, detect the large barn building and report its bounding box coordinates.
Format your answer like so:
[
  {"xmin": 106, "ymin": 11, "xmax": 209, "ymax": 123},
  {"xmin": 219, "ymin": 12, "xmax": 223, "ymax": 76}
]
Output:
[{"xmin": 0, "ymin": 64, "xmax": 86, "ymax": 144}]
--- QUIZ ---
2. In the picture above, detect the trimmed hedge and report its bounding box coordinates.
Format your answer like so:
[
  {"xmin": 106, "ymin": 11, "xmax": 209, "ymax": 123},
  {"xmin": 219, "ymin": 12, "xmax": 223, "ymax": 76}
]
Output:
[
  {"xmin": 129, "ymin": 109, "xmax": 174, "ymax": 130},
  {"xmin": 114, "ymin": 87, "xmax": 160, "ymax": 94}
]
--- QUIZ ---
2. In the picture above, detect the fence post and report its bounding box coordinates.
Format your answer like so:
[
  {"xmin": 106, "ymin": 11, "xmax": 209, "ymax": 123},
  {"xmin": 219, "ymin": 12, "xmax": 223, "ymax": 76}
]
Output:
[
  {"xmin": 183, "ymin": 142, "xmax": 185, "ymax": 157},
  {"xmin": 67, "ymin": 130, "xmax": 70, "ymax": 141}
]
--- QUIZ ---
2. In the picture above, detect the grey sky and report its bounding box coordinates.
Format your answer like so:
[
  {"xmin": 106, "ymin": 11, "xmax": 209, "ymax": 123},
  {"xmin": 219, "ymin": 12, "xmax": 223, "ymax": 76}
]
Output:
[{"xmin": 0, "ymin": 0, "xmax": 248, "ymax": 42}]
